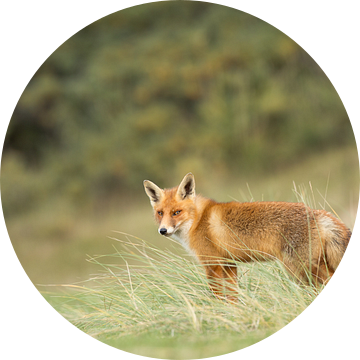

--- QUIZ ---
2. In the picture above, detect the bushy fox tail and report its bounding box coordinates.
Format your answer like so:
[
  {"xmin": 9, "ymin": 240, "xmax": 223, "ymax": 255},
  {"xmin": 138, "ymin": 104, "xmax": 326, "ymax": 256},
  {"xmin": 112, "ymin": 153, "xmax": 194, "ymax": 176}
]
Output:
[
  {"xmin": 325, "ymin": 228, "xmax": 351, "ymax": 271},
  {"xmin": 316, "ymin": 210, "xmax": 351, "ymax": 272}
]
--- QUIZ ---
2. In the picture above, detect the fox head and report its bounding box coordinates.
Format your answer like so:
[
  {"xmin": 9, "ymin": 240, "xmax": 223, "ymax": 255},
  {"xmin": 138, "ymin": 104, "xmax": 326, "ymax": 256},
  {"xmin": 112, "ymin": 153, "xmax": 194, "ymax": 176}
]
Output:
[{"xmin": 143, "ymin": 173, "xmax": 196, "ymax": 238}]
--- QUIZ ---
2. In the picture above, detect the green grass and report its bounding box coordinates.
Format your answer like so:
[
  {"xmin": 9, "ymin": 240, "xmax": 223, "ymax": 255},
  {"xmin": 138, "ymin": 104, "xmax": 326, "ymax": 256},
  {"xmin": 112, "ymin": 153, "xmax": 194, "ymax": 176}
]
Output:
[{"xmin": 44, "ymin": 234, "xmax": 321, "ymax": 359}]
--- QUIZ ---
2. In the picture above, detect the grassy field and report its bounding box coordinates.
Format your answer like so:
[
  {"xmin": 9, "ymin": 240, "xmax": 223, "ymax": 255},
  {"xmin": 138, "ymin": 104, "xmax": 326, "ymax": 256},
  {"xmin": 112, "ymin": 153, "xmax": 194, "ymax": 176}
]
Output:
[
  {"xmin": 5, "ymin": 145, "xmax": 357, "ymax": 358},
  {"xmin": 44, "ymin": 235, "xmax": 321, "ymax": 359}
]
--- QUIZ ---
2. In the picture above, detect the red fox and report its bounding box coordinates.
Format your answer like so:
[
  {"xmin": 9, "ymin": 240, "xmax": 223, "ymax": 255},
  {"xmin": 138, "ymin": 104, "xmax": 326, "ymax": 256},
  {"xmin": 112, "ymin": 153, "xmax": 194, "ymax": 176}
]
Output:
[{"xmin": 143, "ymin": 173, "xmax": 351, "ymax": 301}]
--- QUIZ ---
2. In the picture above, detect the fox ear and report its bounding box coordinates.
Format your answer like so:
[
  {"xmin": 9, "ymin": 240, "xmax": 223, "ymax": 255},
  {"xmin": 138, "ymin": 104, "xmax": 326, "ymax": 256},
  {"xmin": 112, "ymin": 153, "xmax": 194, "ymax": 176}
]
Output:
[
  {"xmin": 177, "ymin": 173, "xmax": 195, "ymax": 200},
  {"xmin": 143, "ymin": 180, "xmax": 164, "ymax": 204}
]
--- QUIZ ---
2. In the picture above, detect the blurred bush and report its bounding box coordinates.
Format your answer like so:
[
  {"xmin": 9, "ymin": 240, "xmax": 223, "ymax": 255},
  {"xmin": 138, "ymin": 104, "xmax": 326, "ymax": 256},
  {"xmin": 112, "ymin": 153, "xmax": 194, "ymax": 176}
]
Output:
[{"xmin": 1, "ymin": 1, "xmax": 356, "ymax": 216}]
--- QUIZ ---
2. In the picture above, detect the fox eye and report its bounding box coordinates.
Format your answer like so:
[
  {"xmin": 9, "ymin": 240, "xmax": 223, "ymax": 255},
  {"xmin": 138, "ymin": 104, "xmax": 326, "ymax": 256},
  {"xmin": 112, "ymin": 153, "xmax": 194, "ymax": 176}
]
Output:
[
  {"xmin": 157, "ymin": 211, "xmax": 163, "ymax": 216},
  {"xmin": 173, "ymin": 210, "xmax": 182, "ymax": 216}
]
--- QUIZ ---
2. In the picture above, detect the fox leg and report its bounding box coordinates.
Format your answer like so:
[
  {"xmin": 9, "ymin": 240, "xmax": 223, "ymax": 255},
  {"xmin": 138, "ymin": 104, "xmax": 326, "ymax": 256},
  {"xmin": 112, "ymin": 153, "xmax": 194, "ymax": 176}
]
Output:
[
  {"xmin": 283, "ymin": 255, "xmax": 334, "ymax": 286},
  {"xmin": 205, "ymin": 263, "xmax": 238, "ymax": 303},
  {"xmin": 222, "ymin": 264, "xmax": 238, "ymax": 303},
  {"xmin": 311, "ymin": 261, "xmax": 334, "ymax": 286}
]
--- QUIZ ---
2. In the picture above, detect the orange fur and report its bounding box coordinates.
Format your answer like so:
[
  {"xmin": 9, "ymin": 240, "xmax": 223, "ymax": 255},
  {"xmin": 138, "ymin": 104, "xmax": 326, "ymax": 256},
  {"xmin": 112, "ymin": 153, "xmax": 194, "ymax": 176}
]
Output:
[{"xmin": 144, "ymin": 173, "xmax": 351, "ymax": 302}]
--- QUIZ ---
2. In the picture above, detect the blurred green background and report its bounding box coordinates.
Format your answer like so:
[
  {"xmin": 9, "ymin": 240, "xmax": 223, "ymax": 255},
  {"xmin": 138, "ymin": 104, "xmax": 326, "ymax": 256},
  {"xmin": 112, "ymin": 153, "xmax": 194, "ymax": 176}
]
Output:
[{"xmin": 1, "ymin": 1, "xmax": 358, "ymax": 286}]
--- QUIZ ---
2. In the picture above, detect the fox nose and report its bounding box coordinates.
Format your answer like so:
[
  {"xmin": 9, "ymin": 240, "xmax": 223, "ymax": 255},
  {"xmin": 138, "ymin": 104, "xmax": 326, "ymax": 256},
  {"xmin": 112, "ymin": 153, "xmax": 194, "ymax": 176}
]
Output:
[{"xmin": 159, "ymin": 228, "xmax": 167, "ymax": 235}]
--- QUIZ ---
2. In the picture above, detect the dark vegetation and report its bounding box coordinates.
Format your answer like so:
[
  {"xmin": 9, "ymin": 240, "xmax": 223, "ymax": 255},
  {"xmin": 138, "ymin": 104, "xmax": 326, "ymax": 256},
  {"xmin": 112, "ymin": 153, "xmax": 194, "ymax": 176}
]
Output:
[{"xmin": 1, "ymin": 1, "xmax": 355, "ymax": 218}]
